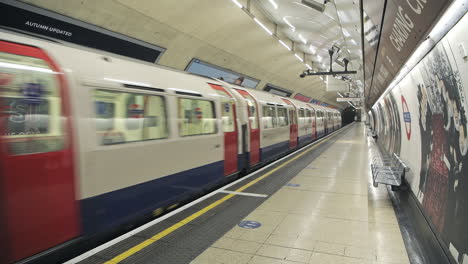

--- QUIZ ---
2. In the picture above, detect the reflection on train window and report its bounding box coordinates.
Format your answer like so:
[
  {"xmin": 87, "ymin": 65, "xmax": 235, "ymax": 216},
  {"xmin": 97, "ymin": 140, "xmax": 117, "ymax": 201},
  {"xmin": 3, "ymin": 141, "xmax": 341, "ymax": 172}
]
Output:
[
  {"xmin": 95, "ymin": 101, "xmax": 115, "ymax": 131},
  {"xmin": 277, "ymin": 107, "xmax": 289, "ymax": 127},
  {"xmin": 306, "ymin": 109, "xmax": 312, "ymax": 124},
  {"xmin": 0, "ymin": 52, "xmax": 64, "ymax": 155},
  {"xmin": 298, "ymin": 109, "xmax": 305, "ymax": 124},
  {"xmin": 213, "ymin": 90, "xmax": 235, "ymax": 133},
  {"xmin": 262, "ymin": 105, "xmax": 276, "ymax": 129},
  {"xmin": 178, "ymin": 98, "xmax": 217, "ymax": 136},
  {"xmin": 93, "ymin": 90, "xmax": 168, "ymax": 145}
]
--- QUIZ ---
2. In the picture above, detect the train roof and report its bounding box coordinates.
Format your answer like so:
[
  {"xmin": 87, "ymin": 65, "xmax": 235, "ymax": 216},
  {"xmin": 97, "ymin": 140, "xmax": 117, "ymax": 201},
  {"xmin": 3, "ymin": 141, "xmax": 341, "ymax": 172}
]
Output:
[{"xmin": 0, "ymin": 29, "xmax": 225, "ymax": 101}]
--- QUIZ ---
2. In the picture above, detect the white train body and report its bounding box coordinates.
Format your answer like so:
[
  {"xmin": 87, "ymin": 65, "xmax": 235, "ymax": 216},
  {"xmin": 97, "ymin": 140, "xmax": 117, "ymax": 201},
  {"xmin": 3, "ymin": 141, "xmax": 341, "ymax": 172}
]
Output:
[{"xmin": 0, "ymin": 30, "xmax": 341, "ymax": 262}]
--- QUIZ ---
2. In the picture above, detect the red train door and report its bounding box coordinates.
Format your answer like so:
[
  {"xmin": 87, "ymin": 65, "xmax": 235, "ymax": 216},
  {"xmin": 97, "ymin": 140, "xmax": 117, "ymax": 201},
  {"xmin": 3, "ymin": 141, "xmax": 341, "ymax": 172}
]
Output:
[
  {"xmin": 234, "ymin": 89, "xmax": 260, "ymax": 165},
  {"xmin": 282, "ymin": 99, "xmax": 298, "ymax": 149},
  {"xmin": 208, "ymin": 84, "xmax": 238, "ymax": 176},
  {"xmin": 0, "ymin": 41, "xmax": 79, "ymax": 262}
]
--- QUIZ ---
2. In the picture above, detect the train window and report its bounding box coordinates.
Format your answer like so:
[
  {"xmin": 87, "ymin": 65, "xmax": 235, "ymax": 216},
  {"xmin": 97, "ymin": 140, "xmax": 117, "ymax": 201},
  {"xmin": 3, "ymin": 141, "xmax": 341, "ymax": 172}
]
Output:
[
  {"xmin": 262, "ymin": 105, "xmax": 276, "ymax": 129},
  {"xmin": 277, "ymin": 107, "xmax": 289, "ymax": 127},
  {"xmin": 310, "ymin": 109, "xmax": 315, "ymax": 119},
  {"xmin": 213, "ymin": 90, "xmax": 235, "ymax": 133},
  {"xmin": 306, "ymin": 109, "xmax": 312, "ymax": 124},
  {"xmin": 0, "ymin": 52, "xmax": 64, "ymax": 155},
  {"xmin": 178, "ymin": 98, "xmax": 217, "ymax": 136},
  {"xmin": 298, "ymin": 109, "xmax": 305, "ymax": 124},
  {"xmin": 93, "ymin": 90, "xmax": 168, "ymax": 145}
]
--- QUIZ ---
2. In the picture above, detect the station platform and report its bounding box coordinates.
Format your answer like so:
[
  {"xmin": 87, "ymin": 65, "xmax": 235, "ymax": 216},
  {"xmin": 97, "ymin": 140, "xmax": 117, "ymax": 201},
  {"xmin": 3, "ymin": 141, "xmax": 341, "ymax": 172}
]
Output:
[{"xmin": 70, "ymin": 123, "xmax": 409, "ymax": 264}]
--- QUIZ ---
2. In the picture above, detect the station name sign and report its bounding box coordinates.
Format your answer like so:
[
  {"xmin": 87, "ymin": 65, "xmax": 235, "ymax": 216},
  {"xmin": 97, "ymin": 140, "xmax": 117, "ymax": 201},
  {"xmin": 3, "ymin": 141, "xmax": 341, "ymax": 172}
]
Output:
[
  {"xmin": 367, "ymin": 0, "xmax": 452, "ymax": 104},
  {"xmin": 0, "ymin": 1, "xmax": 165, "ymax": 63}
]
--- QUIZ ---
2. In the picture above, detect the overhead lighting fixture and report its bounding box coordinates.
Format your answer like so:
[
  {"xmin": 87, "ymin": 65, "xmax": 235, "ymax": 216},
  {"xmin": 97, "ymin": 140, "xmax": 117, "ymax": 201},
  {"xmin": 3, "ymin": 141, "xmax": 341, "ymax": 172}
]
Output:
[
  {"xmin": 309, "ymin": 45, "xmax": 316, "ymax": 54},
  {"xmin": 337, "ymin": 92, "xmax": 344, "ymax": 97},
  {"xmin": 282, "ymin": 17, "xmax": 296, "ymax": 31},
  {"xmin": 305, "ymin": 64, "xmax": 312, "ymax": 70},
  {"xmin": 278, "ymin": 39, "xmax": 291, "ymax": 51},
  {"xmin": 254, "ymin": 17, "xmax": 273, "ymax": 35},
  {"xmin": 342, "ymin": 28, "xmax": 351, "ymax": 37},
  {"xmin": 299, "ymin": 0, "xmax": 327, "ymax": 13},
  {"xmin": 429, "ymin": 0, "xmax": 466, "ymax": 40},
  {"xmin": 295, "ymin": 54, "xmax": 304, "ymax": 62},
  {"xmin": 316, "ymin": 55, "xmax": 322, "ymax": 62},
  {"xmin": 268, "ymin": 0, "xmax": 278, "ymax": 9},
  {"xmin": 298, "ymin": 34, "xmax": 307, "ymax": 44},
  {"xmin": 230, "ymin": 0, "xmax": 243, "ymax": 8}
]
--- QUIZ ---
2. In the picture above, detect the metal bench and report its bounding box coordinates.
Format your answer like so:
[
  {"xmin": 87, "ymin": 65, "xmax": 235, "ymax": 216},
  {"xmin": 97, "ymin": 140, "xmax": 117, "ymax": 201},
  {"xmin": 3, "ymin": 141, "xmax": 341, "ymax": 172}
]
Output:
[{"xmin": 371, "ymin": 153, "xmax": 409, "ymax": 190}]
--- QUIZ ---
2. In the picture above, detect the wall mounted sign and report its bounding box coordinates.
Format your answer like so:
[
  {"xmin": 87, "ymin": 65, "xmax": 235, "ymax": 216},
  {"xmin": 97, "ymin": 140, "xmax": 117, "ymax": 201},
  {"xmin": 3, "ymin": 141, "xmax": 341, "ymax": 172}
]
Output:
[{"xmin": 0, "ymin": 0, "xmax": 165, "ymax": 63}]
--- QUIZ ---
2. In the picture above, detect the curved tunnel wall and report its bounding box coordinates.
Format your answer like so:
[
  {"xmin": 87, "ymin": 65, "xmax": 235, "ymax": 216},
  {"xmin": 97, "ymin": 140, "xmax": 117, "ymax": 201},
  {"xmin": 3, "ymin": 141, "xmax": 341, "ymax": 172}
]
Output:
[{"xmin": 370, "ymin": 14, "xmax": 468, "ymax": 263}]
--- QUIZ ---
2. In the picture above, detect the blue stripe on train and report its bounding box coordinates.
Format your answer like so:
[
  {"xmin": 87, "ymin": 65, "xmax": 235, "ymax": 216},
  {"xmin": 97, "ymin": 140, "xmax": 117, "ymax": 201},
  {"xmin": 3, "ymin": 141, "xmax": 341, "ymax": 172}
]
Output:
[
  {"xmin": 80, "ymin": 161, "xmax": 224, "ymax": 233},
  {"xmin": 298, "ymin": 135, "xmax": 313, "ymax": 147},
  {"xmin": 317, "ymin": 130, "xmax": 325, "ymax": 138},
  {"xmin": 80, "ymin": 139, "xmax": 307, "ymax": 233},
  {"xmin": 261, "ymin": 140, "xmax": 289, "ymax": 162}
]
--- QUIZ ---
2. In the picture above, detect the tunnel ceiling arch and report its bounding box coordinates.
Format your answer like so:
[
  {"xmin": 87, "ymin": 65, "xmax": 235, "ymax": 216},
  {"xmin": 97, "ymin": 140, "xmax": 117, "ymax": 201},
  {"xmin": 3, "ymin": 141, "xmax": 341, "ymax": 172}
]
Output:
[{"xmin": 19, "ymin": 0, "xmax": 366, "ymax": 109}]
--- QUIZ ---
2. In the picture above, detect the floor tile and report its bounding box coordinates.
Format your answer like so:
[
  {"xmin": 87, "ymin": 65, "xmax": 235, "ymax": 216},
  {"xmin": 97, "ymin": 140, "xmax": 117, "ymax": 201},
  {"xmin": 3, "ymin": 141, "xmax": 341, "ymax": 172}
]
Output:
[{"xmin": 256, "ymin": 244, "xmax": 290, "ymax": 259}]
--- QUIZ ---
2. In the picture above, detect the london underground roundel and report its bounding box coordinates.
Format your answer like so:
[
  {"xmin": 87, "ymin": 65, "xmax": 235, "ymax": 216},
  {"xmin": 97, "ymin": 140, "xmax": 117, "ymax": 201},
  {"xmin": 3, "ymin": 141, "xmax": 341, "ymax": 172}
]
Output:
[{"xmin": 401, "ymin": 95, "xmax": 411, "ymax": 140}]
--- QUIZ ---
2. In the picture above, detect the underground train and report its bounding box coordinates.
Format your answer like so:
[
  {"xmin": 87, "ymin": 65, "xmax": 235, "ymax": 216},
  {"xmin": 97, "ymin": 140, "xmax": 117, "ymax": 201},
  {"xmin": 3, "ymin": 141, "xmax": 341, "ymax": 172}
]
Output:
[{"xmin": 0, "ymin": 30, "xmax": 341, "ymax": 263}]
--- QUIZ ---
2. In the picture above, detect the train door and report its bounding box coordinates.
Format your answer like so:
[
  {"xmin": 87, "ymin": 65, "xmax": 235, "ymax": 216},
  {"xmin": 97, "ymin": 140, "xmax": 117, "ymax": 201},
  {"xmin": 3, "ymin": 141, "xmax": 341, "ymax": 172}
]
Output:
[
  {"xmin": 317, "ymin": 110, "xmax": 323, "ymax": 137},
  {"xmin": 324, "ymin": 111, "xmax": 328, "ymax": 134},
  {"xmin": 281, "ymin": 99, "xmax": 298, "ymax": 149},
  {"xmin": 0, "ymin": 41, "xmax": 79, "ymax": 262},
  {"xmin": 234, "ymin": 89, "xmax": 260, "ymax": 165},
  {"xmin": 310, "ymin": 108, "xmax": 317, "ymax": 139},
  {"xmin": 208, "ymin": 84, "xmax": 238, "ymax": 176},
  {"xmin": 307, "ymin": 104, "xmax": 317, "ymax": 140}
]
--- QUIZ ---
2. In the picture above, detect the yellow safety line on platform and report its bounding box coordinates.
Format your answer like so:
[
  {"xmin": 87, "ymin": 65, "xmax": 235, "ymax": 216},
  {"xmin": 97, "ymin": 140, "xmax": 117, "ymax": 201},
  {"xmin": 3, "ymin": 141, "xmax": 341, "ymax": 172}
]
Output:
[{"xmin": 103, "ymin": 130, "xmax": 343, "ymax": 264}]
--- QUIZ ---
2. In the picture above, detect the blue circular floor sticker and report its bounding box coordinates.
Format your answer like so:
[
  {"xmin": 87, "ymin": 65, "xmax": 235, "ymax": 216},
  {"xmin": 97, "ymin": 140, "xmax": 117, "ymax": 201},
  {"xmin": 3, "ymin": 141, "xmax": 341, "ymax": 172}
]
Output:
[
  {"xmin": 286, "ymin": 183, "xmax": 301, "ymax": 187},
  {"xmin": 238, "ymin": 220, "xmax": 261, "ymax": 229}
]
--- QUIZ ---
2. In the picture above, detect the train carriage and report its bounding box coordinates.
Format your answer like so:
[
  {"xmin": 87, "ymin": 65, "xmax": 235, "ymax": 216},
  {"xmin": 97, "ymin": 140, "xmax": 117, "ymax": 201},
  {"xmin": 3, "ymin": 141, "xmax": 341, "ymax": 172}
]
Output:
[
  {"xmin": 313, "ymin": 105, "xmax": 326, "ymax": 138},
  {"xmin": 0, "ymin": 30, "xmax": 341, "ymax": 263},
  {"xmin": 288, "ymin": 100, "xmax": 314, "ymax": 147}
]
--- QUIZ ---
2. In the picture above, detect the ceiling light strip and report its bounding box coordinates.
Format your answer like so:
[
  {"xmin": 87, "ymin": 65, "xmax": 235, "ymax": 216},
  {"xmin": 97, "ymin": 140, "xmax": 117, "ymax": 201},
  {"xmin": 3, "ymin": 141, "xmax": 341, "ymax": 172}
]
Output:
[
  {"xmin": 278, "ymin": 39, "xmax": 291, "ymax": 51},
  {"xmin": 230, "ymin": 0, "xmax": 243, "ymax": 8},
  {"xmin": 283, "ymin": 17, "xmax": 296, "ymax": 31},
  {"xmin": 298, "ymin": 34, "xmax": 307, "ymax": 44},
  {"xmin": 294, "ymin": 54, "xmax": 304, "ymax": 62},
  {"xmin": 254, "ymin": 17, "xmax": 273, "ymax": 35},
  {"xmin": 268, "ymin": 0, "xmax": 278, "ymax": 9}
]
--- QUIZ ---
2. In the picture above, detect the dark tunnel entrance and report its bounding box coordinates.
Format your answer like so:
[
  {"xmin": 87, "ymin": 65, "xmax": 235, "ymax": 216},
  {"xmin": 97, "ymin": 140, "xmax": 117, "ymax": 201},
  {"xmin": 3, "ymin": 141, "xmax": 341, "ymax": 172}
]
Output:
[{"xmin": 342, "ymin": 106, "xmax": 356, "ymax": 126}]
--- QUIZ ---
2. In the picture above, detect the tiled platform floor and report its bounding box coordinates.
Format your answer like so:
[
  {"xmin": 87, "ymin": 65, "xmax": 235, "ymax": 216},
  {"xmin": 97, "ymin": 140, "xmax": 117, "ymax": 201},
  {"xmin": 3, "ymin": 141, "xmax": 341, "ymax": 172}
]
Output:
[{"xmin": 191, "ymin": 124, "xmax": 409, "ymax": 264}]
